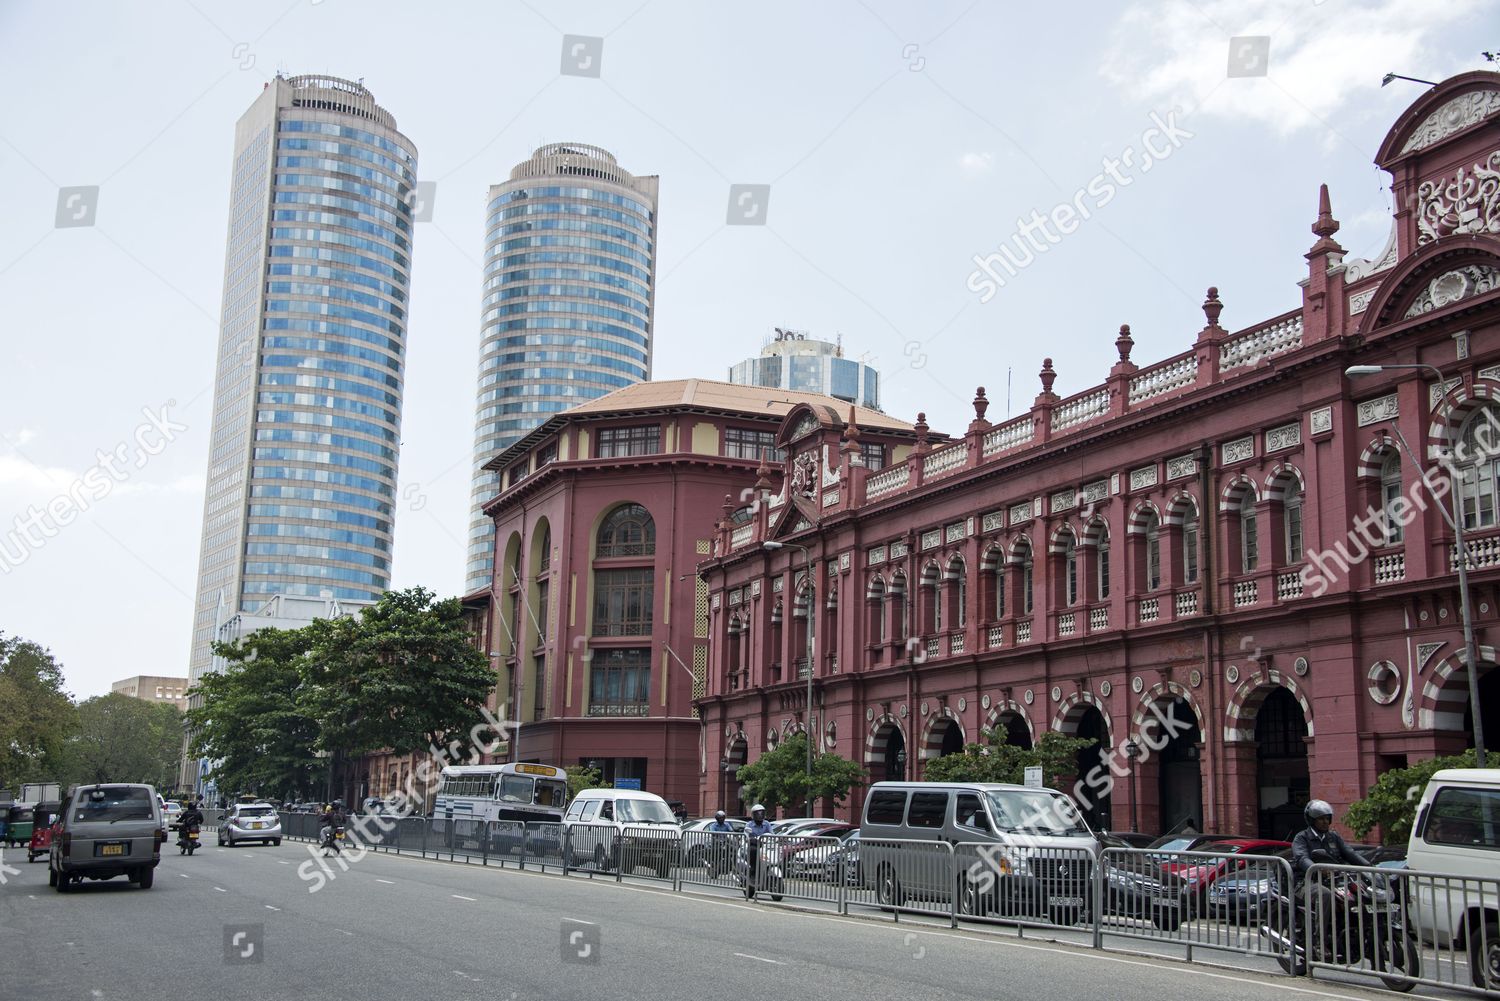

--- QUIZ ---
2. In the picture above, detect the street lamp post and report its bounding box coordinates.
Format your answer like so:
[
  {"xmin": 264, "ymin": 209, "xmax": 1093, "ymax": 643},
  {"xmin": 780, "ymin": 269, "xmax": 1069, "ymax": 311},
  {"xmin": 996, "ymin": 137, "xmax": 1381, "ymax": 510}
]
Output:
[
  {"xmin": 1346, "ymin": 364, "xmax": 1487, "ymax": 767},
  {"xmin": 764, "ymin": 540, "xmax": 816, "ymax": 816},
  {"xmin": 1123, "ymin": 739, "xmax": 1140, "ymax": 834}
]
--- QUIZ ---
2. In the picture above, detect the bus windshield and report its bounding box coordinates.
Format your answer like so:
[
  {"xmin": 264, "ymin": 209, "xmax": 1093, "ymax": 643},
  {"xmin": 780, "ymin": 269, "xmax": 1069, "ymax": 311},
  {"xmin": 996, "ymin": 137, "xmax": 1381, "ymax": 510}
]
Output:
[
  {"xmin": 535, "ymin": 780, "xmax": 567, "ymax": 808},
  {"xmin": 497, "ymin": 775, "xmax": 533, "ymax": 803}
]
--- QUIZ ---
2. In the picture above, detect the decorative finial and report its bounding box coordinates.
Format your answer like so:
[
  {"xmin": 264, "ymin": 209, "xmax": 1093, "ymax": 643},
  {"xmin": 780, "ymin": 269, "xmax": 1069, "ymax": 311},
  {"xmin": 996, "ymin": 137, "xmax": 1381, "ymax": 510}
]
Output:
[
  {"xmin": 914, "ymin": 412, "xmax": 929, "ymax": 443},
  {"xmin": 972, "ymin": 387, "xmax": 989, "ymax": 422},
  {"xmin": 1202, "ymin": 288, "xmax": 1224, "ymax": 329},
  {"xmin": 1039, "ymin": 358, "xmax": 1056, "ymax": 395},
  {"xmin": 844, "ymin": 404, "xmax": 861, "ymax": 442},
  {"xmin": 1308, "ymin": 183, "xmax": 1345, "ymax": 255},
  {"xmin": 754, "ymin": 449, "xmax": 772, "ymax": 492},
  {"xmin": 1115, "ymin": 324, "xmax": 1134, "ymax": 363},
  {"xmin": 722, "ymin": 493, "xmax": 734, "ymax": 517}
]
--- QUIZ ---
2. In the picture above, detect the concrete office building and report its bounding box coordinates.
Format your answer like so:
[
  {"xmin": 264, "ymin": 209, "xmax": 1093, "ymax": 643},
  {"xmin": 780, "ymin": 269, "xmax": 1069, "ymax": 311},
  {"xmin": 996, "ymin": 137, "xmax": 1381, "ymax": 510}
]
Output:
[
  {"xmin": 466, "ymin": 143, "xmax": 660, "ymax": 594},
  {"xmin": 729, "ymin": 329, "xmax": 881, "ymax": 413},
  {"xmin": 111, "ymin": 675, "xmax": 191, "ymax": 712}
]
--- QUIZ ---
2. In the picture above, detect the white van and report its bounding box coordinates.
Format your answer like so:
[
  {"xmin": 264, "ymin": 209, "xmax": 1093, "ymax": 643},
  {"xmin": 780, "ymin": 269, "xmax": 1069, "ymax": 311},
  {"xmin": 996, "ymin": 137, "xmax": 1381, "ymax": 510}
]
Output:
[
  {"xmin": 1405, "ymin": 767, "xmax": 1500, "ymax": 990},
  {"xmin": 860, "ymin": 781, "xmax": 1098, "ymax": 924},
  {"xmin": 562, "ymin": 788, "xmax": 681, "ymax": 877}
]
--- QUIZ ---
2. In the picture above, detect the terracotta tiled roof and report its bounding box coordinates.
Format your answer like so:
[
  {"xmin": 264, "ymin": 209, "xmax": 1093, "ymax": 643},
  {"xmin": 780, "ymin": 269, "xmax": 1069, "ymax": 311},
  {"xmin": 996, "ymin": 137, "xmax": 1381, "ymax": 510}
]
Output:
[{"xmin": 560, "ymin": 378, "xmax": 912, "ymax": 431}]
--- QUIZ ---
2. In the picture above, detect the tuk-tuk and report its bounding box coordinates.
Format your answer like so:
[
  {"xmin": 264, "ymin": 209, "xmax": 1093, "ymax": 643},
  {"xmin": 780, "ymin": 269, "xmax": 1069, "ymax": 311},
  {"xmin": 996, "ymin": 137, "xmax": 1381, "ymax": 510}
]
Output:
[
  {"xmin": 5, "ymin": 803, "xmax": 34, "ymax": 848},
  {"xmin": 28, "ymin": 801, "xmax": 60, "ymax": 861}
]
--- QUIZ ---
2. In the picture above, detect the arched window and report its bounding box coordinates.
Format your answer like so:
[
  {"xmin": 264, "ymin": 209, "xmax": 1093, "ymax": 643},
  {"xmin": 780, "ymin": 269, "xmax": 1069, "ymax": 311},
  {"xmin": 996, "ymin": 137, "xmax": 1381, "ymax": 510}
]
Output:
[
  {"xmin": 994, "ymin": 564, "xmax": 1007, "ymax": 618},
  {"xmin": 1096, "ymin": 527, "xmax": 1111, "ymax": 600},
  {"xmin": 1016, "ymin": 540, "xmax": 1034, "ymax": 615},
  {"xmin": 891, "ymin": 571, "xmax": 909, "ymax": 640},
  {"xmin": 1239, "ymin": 492, "xmax": 1258, "ymax": 572},
  {"xmin": 597, "ymin": 503, "xmax": 655, "ymax": 557},
  {"xmin": 1380, "ymin": 452, "xmax": 1403, "ymax": 544},
  {"xmin": 1145, "ymin": 512, "xmax": 1162, "ymax": 591},
  {"xmin": 867, "ymin": 577, "xmax": 887, "ymax": 643},
  {"xmin": 1459, "ymin": 405, "xmax": 1500, "ymax": 529},
  {"xmin": 1282, "ymin": 482, "xmax": 1304, "ymax": 564},
  {"xmin": 1181, "ymin": 507, "xmax": 1199, "ymax": 584}
]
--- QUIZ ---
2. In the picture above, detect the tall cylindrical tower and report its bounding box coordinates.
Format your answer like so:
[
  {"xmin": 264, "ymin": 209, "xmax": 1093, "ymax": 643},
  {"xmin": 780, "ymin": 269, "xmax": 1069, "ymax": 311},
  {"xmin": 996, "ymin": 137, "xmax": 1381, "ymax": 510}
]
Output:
[{"xmin": 466, "ymin": 143, "xmax": 659, "ymax": 593}]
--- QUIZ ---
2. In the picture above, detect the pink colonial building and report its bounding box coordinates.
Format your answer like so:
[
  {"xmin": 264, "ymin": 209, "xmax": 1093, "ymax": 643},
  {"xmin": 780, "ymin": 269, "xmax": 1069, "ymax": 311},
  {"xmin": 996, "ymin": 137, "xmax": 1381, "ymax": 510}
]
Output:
[
  {"xmin": 477, "ymin": 379, "xmax": 919, "ymax": 809},
  {"xmin": 696, "ymin": 72, "xmax": 1500, "ymax": 837}
]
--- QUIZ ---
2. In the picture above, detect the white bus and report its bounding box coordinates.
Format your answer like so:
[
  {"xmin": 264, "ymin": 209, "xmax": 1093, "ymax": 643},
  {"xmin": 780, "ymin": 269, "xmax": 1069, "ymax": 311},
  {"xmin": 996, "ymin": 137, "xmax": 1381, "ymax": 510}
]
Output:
[{"xmin": 431, "ymin": 763, "xmax": 569, "ymax": 852}]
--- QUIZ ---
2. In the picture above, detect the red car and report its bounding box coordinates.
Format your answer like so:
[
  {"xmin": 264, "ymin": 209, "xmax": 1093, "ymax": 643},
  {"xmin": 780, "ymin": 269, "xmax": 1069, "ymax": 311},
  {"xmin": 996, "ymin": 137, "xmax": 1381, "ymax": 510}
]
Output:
[{"xmin": 1158, "ymin": 838, "xmax": 1291, "ymax": 916}]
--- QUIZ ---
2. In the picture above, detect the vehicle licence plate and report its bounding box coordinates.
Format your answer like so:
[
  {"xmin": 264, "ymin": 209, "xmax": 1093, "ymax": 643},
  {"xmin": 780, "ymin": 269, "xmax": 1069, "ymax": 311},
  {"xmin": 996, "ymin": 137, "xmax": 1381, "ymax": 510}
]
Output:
[
  {"xmin": 97, "ymin": 842, "xmax": 126, "ymax": 857},
  {"xmin": 1048, "ymin": 895, "xmax": 1083, "ymax": 908},
  {"xmin": 248, "ymin": 822, "xmax": 263, "ymax": 829}
]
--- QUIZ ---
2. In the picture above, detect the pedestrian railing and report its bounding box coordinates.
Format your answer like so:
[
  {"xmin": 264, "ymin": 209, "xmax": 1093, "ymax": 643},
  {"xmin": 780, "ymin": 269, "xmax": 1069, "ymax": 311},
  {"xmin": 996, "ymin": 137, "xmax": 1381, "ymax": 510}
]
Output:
[{"xmin": 273, "ymin": 811, "xmax": 1500, "ymax": 995}]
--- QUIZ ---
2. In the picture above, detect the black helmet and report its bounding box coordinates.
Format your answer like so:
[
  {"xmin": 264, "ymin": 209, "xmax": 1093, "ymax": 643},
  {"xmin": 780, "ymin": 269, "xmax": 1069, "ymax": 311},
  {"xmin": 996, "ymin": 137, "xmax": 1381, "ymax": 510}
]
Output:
[
  {"xmin": 1304, "ymin": 799, "xmax": 1334, "ymax": 825},
  {"xmin": 714, "ymin": 810, "xmax": 726, "ymax": 820}
]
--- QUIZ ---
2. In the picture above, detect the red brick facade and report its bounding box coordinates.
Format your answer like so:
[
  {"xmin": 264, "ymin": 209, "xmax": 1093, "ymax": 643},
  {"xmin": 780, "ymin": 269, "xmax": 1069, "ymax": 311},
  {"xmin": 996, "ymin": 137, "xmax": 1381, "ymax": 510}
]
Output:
[{"xmin": 696, "ymin": 73, "xmax": 1500, "ymax": 837}]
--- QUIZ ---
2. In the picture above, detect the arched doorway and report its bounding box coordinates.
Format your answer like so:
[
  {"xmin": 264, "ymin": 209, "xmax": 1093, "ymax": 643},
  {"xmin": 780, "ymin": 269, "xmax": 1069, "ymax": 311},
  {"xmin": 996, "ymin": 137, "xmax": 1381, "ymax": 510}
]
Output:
[
  {"xmin": 1074, "ymin": 707, "xmax": 1111, "ymax": 830},
  {"xmin": 1255, "ymin": 688, "xmax": 1310, "ymax": 839},
  {"xmin": 1155, "ymin": 697, "xmax": 1203, "ymax": 835},
  {"xmin": 991, "ymin": 710, "xmax": 1033, "ymax": 749},
  {"xmin": 1463, "ymin": 666, "xmax": 1500, "ymax": 755},
  {"xmin": 921, "ymin": 713, "xmax": 966, "ymax": 764},
  {"xmin": 867, "ymin": 719, "xmax": 908, "ymax": 783}
]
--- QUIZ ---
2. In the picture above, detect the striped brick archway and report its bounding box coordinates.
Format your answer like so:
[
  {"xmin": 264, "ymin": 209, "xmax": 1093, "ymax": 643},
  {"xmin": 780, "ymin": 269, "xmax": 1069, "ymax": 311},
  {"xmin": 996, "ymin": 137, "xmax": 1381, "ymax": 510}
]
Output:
[
  {"xmin": 986, "ymin": 700, "xmax": 1034, "ymax": 745},
  {"xmin": 1426, "ymin": 380, "xmax": 1500, "ymax": 462},
  {"xmin": 1224, "ymin": 669, "xmax": 1314, "ymax": 742},
  {"xmin": 1356, "ymin": 434, "xmax": 1398, "ymax": 480},
  {"xmin": 1052, "ymin": 690, "xmax": 1112, "ymax": 743},
  {"xmin": 864, "ymin": 714, "xmax": 906, "ymax": 765},
  {"xmin": 1263, "ymin": 462, "xmax": 1305, "ymax": 502},
  {"xmin": 1419, "ymin": 645, "xmax": 1498, "ymax": 731},
  {"xmin": 919, "ymin": 707, "xmax": 965, "ymax": 759},
  {"xmin": 1126, "ymin": 500, "xmax": 1161, "ymax": 535},
  {"xmin": 1131, "ymin": 681, "xmax": 1205, "ymax": 742},
  {"xmin": 1219, "ymin": 474, "xmax": 1260, "ymax": 511}
]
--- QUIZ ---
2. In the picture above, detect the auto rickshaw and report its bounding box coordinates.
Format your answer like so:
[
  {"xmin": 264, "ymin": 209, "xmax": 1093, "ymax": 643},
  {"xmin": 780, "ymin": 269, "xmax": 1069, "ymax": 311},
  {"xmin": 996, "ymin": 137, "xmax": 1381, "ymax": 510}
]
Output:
[
  {"xmin": 28, "ymin": 801, "xmax": 60, "ymax": 861},
  {"xmin": 5, "ymin": 803, "xmax": 34, "ymax": 848}
]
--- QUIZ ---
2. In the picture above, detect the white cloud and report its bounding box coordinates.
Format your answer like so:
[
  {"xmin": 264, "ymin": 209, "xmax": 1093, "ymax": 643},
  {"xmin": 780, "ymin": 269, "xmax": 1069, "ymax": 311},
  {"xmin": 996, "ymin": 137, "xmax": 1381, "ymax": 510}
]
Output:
[
  {"xmin": 0, "ymin": 453, "xmax": 75, "ymax": 496},
  {"xmin": 1100, "ymin": 0, "xmax": 1486, "ymax": 136},
  {"xmin": 958, "ymin": 151, "xmax": 995, "ymax": 174},
  {"xmin": 6, "ymin": 428, "xmax": 39, "ymax": 448}
]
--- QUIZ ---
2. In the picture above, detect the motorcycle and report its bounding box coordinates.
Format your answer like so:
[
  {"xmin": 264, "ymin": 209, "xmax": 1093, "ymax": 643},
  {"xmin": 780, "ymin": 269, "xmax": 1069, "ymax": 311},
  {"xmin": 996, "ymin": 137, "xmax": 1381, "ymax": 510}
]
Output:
[
  {"xmin": 320, "ymin": 824, "xmax": 346, "ymax": 856},
  {"xmin": 1257, "ymin": 852, "xmax": 1421, "ymax": 992},
  {"xmin": 177, "ymin": 824, "xmax": 201, "ymax": 856},
  {"xmin": 734, "ymin": 834, "xmax": 785, "ymax": 902}
]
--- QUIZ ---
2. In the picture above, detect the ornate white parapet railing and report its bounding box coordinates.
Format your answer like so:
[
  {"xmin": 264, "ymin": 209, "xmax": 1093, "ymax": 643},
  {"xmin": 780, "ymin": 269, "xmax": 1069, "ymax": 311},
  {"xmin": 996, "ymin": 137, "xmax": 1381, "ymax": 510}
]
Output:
[
  {"xmin": 1129, "ymin": 353, "xmax": 1198, "ymax": 404},
  {"xmin": 865, "ymin": 462, "xmax": 911, "ymax": 501},
  {"xmin": 1138, "ymin": 597, "xmax": 1159, "ymax": 623},
  {"xmin": 1051, "ymin": 389, "xmax": 1110, "ymax": 433},
  {"xmin": 986, "ymin": 625, "xmax": 1004, "ymax": 649},
  {"xmin": 1232, "ymin": 580, "xmax": 1258, "ymax": 608},
  {"xmin": 1374, "ymin": 551, "xmax": 1406, "ymax": 583},
  {"xmin": 1089, "ymin": 607, "xmax": 1107, "ymax": 632},
  {"xmin": 1220, "ymin": 315, "xmax": 1303, "ymax": 372},
  {"xmin": 982, "ymin": 417, "xmax": 1035, "ymax": 457},
  {"xmin": 950, "ymin": 632, "xmax": 966, "ymax": 655},
  {"xmin": 1175, "ymin": 589, "xmax": 1200, "ymax": 616},
  {"xmin": 1016, "ymin": 619, "xmax": 1032, "ymax": 643},
  {"xmin": 730, "ymin": 524, "xmax": 754, "ymax": 551},
  {"xmin": 922, "ymin": 443, "xmax": 967, "ymax": 480},
  {"xmin": 1276, "ymin": 571, "xmax": 1304, "ymax": 600},
  {"xmin": 1058, "ymin": 612, "xmax": 1076, "ymax": 637}
]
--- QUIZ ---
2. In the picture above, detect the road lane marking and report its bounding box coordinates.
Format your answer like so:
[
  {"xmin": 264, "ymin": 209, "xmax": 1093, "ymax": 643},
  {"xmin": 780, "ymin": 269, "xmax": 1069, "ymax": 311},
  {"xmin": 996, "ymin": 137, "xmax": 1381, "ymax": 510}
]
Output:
[
  {"xmin": 375, "ymin": 878, "xmax": 395, "ymax": 884},
  {"xmin": 734, "ymin": 953, "xmax": 786, "ymax": 965},
  {"xmin": 265, "ymin": 905, "xmax": 280, "ymax": 911},
  {"xmin": 213, "ymin": 886, "xmax": 227, "ymax": 892},
  {"xmin": 335, "ymin": 928, "xmax": 354, "ymax": 936},
  {"xmin": 276, "ymin": 860, "xmax": 289, "ymax": 865},
  {"xmin": 451, "ymin": 894, "xmax": 476, "ymax": 901},
  {"xmin": 178, "ymin": 874, "xmax": 190, "ymax": 879}
]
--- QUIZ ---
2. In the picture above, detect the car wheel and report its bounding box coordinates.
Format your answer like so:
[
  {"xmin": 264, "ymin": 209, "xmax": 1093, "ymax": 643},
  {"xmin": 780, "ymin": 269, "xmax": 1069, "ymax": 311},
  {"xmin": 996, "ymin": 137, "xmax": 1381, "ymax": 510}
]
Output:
[
  {"xmin": 55, "ymin": 873, "xmax": 71, "ymax": 893},
  {"xmin": 875, "ymin": 865, "xmax": 904, "ymax": 909},
  {"xmin": 594, "ymin": 844, "xmax": 611, "ymax": 872},
  {"xmin": 958, "ymin": 877, "xmax": 986, "ymax": 918},
  {"xmin": 48, "ymin": 866, "xmax": 57, "ymax": 887},
  {"xmin": 137, "ymin": 868, "xmax": 154, "ymax": 890},
  {"xmin": 1470, "ymin": 918, "xmax": 1499, "ymax": 991},
  {"xmin": 272, "ymin": 839, "xmax": 281, "ymax": 846},
  {"xmin": 1153, "ymin": 907, "xmax": 1183, "ymax": 932}
]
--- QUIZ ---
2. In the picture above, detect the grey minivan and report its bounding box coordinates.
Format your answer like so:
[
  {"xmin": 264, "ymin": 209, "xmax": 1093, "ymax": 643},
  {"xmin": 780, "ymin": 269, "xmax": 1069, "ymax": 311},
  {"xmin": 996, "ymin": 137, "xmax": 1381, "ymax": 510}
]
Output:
[
  {"xmin": 50, "ymin": 784, "xmax": 165, "ymax": 891},
  {"xmin": 860, "ymin": 782, "xmax": 1099, "ymax": 924}
]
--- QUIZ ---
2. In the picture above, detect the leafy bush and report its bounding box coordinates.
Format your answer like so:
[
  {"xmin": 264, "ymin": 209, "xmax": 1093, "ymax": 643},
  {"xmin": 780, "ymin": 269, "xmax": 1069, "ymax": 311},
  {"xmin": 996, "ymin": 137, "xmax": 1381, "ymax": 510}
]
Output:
[{"xmin": 1345, "ymin": 749, "xmax": 1478, "ymax": 845}]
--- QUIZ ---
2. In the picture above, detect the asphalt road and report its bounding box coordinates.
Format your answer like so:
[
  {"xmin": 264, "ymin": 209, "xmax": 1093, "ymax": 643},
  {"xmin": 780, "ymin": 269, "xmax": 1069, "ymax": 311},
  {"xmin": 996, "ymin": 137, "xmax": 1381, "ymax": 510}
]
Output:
[{"xmin": 0, "ymin": 842, "xmax": 1462, "ymax": 1001}]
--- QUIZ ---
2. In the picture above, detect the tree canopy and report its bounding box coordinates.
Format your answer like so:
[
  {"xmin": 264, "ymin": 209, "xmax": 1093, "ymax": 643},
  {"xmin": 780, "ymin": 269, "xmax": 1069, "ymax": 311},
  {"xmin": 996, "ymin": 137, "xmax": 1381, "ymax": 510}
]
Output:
[
  {"xmin": 56, "ymin": 693, "xmax": 182, "ymax": 789},
  {"xmin": 1346, "ymin": 749, "xmax": 1479, "ymax": 845},
  {"xmin": 187, "ymin": 587, "xmax": 497, "ymax": 800},
  {"xmin": 0, "ymin": 634, "xmax": 75, "ymax": 792},
  {"xmin": 736, "ymin": 733, "xmax": 865, "ymax": 815},
  {"xmin": 921, "ymin": 724, "xmax": 1095, "ymax": 788}
]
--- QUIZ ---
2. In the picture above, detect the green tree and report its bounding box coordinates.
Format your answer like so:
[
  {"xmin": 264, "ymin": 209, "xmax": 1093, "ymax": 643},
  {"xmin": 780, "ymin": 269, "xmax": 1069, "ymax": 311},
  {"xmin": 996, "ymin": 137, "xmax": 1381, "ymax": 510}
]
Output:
[
  {"xmin": 56, "ymin": 693, "xmax": 182, "ymax": 789},
  {"xmin": 1346, "ymin": 749, "xmax": 1478, "ymax": 845},
  {"xmin": 187, "ymin": 627, "xmax": 327, "ymax": 800},
  {"xmin": 922, "ymin": 725, "xmax": 1095, "ymax": 788},
  {"xmin": 566, "ymin": 764, "xmax": 602, "ymax": 799},
  {"xmin": 305, "ymin": 587, "xmax": 497, "ymax": 760},
  {"xmin": 0, "ymin": 634, "xmax": 76, "ymax": 791},
  {"xmin": 736, "ymin": 733, "xmax": 865, "ymax": 816}
]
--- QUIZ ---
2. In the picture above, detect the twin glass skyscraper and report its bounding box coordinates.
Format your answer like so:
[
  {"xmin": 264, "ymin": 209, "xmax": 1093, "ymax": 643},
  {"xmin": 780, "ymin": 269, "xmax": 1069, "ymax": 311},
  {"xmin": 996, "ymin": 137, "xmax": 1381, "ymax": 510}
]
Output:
[
  {"xmin": 465, "ymin": 144, "xmax": 659, "ymax": 593},
  {"xmin": 187, "ymin": 75, "xmax": 417, "ymax": 683}
]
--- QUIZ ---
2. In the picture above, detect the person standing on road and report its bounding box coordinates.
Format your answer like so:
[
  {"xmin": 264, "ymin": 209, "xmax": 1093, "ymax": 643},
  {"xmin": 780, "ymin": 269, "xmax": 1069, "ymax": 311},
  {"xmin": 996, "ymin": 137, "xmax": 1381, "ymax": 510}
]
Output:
[{"xmin": 743, "ymin": 804, "xmax": 774, "ymax": 900}]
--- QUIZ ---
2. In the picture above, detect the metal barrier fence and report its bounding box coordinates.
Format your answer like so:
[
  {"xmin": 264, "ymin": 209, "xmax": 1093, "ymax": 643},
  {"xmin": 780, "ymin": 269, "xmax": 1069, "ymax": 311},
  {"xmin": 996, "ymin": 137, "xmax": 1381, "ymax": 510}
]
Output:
[
  {"xmin": 270, "ymin": 812, "xmax": 1500, "ymax": 996},
  {"xmin": 1303, "ymin": 862, "xmax": 1500, "ymax": 997}
]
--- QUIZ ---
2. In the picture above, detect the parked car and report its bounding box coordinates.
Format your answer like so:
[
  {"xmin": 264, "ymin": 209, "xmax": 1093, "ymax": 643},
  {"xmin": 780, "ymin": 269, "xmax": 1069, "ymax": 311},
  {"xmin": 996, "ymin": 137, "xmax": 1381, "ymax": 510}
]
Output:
[
  {"xmin": 219, "ymin": 802, "xmax": 282, "ymax": 847},
  {"xmin": 50, "ymin": 783, "xmax": 164, "ymax": 891},
  {"xmin": 781, "ymin": 824, "xmax": 858, "ymax": 879},
  {"xmin": 1158, "ymin": 838, "xmax": 1291, "ymax": 919},
  {"xmin": 1404, "ymin": 767, "xmax": 1500, "ymax": 991},
  {"xmin": 772, "ymin": 817, "xmax": 842, "ymax": 836},
  {"xmin": 1145, "ymin": 833, "xmax": 1235, "ymax": 855},
  {"xmin": 680, "ymin": 817, "xmax": 745, "ymax": 867},
  {"xmin": 822, "ymin": 830, "xmax": 864, "ymax": 885},
  {"xmin": 1101, "ymin": 830, "xmax": 1156, "ymax": 849}
]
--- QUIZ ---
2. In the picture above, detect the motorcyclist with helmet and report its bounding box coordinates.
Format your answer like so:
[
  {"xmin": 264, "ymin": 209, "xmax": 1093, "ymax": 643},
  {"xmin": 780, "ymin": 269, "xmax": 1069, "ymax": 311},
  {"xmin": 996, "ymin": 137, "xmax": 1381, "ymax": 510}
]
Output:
[
  {"xmin": 1291, "ymin": 799, "xmax": 1371, "ymax": 960},
  {"xmin": 743, "ymin": 804, "xmax": 774, "ymax": 899}
]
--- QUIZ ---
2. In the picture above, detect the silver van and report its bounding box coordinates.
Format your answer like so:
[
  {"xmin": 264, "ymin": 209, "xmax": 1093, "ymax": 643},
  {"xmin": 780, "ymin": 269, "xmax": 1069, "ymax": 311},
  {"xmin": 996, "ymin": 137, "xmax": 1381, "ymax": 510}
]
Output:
[
  {"xmin": 860, "ymin": 781, "xmax": 1098, "ymax": 924},
  {"xmin": 50, "ymin": 783, "xmax": 165, "ymax": 891},
  {"xmin": 562, "ymin": 788, "xmax": 681, "ymax": 877}
]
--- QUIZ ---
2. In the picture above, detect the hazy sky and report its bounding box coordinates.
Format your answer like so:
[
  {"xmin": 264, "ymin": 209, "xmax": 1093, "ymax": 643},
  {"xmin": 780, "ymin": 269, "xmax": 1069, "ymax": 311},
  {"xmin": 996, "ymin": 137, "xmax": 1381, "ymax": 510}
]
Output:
[{"xmin": 0, "ymin": 0, "xmax": 1491, "ymax": 698}]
